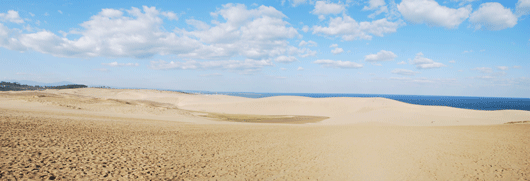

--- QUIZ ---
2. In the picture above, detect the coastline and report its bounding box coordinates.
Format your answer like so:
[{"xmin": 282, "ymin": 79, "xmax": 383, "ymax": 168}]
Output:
[{"xmin": 1, "ymin": 88, "xmax": 529, "ymax": 180}]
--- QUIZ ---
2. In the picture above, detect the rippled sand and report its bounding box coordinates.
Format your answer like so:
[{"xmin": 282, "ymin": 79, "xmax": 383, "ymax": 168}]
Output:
[{"xmin": 1, "ymin": 89, "xmax": 529, "ymax": 180}]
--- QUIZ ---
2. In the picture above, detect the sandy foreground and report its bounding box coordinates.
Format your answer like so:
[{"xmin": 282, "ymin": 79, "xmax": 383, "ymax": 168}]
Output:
[{"xmin": 1, "ymin": 88, "xmax": 529, "ymax": 180}]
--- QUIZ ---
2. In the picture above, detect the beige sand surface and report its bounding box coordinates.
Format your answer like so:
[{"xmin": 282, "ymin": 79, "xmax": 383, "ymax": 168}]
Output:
[{"xmin": 1, "ymin": 88, "xmax": 530, "ymax": 180}]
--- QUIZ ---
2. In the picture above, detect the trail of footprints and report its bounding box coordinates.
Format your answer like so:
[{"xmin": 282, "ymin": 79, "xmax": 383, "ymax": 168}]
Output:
[{"xmin": 0, "ymin": 109, "xmax": 324, "ymax": 180}]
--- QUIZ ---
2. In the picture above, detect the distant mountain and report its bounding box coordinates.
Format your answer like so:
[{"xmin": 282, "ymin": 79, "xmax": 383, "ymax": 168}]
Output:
[{"xmin": 2, "ymin": 80, "xmax": 76, "ymax": 87}]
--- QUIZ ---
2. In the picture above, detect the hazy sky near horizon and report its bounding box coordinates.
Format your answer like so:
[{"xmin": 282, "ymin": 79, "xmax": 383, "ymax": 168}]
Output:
[{"xmin": 1, "ymin": 0, "xmax": 529, "ymax": 97}]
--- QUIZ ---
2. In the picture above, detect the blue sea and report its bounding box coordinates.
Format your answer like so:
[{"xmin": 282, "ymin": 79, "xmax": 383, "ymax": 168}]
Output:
[{"xmin": 178, "ymin": 90, "xmax": 530, "ymax": 111}]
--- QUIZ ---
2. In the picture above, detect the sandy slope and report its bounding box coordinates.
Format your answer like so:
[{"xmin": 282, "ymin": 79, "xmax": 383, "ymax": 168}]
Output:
[
  {"xmin": 1, "ymin": 88, "xmax": 530, "ymax": 180},
  {"xmin": 28, "ymin": 88, "xmax": 530, "ymax": 126}
]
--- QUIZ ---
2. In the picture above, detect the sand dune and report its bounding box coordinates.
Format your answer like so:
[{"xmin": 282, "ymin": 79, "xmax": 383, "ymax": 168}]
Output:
[
  {"xmin": 19, "ymin": 88, "xmax": 528, "ymax": 126},
  {"xmin": 1, "ymin": 88, "xmax": 530, "ymax": 180}
]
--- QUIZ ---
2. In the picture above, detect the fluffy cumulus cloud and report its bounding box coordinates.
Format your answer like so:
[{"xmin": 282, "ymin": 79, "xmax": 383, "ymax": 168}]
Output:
[
  {"xmin": 517, "ymin": 0, "xmax": 530, "ymax": 16},
  {"xmin": 180, "ymin": 3, "xmax": 301, "ymax": 61},
  {"xmin": 313, "ymin": 59, "xmax": 363, "ymax": 68},
  {"xmin": 299, "ymin": 40, "xmax": 317, "ymax": 47},
  {"xmin": 1, "ymin": 6, "xmax": 200, "ymax": 58},
  {"xmin": 0, "ymin": 23, "xmax": 29, "ymax": 51},
  {"xmin": 364, "ymin": 50, "xmax": 397, "ymax": 62},
  {"xmin": 363, "ymin": 0, "xmax": 388, "ymax": 18},
  {"xmin": 331, "ymin": 48, "xmax": 344, "ymax": 54},
  {"xmin": 364, "ymin": 0, "xmax": 386, "ymax": 10},
  {"xmin": 397, "ymin": 0, "xmax": 471, "ymax": 29},
  {"xmin": 391, "ymin": 68, "xmax": 420, "ymax": 76},
  {"xmin": 312, "ymin": 15, "xmax": 404, "ymax": 40},
  {"xmin": 0, "ymin": 10, "xmax": 24, "ymax": 24},
  {"xmin": 301, "ymin": 25, "xmax": 309, "ymax": 32},
  {"xmin": 275, "ymin": 55, "xmax": 298, "ymax": 63},
  {"xmin": 0, "ymin": 5, "xmax": 307, "ymax": 73},
  {"xmin": 469, "ymin": 2, "xmax": 517, "ymax": 30},
  {"xmin": 312, "ymin": 1, "xmax": 345, "ymax": 15},
  {"xmin": 410, "ymin": 52, "xmax": 446, "ymax": 69},
  {"xmin": 102, "ymin": 62, "xmax": 139, "ymax": 67}
]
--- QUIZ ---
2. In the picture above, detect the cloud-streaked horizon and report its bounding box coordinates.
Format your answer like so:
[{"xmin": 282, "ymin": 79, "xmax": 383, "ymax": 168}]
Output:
[{"xmin": 0, "ymin": 0, "xmax": 529, "ymax": 97}]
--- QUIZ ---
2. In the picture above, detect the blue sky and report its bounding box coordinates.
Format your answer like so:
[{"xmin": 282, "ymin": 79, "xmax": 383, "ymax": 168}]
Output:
[{"xmin": 1, "ymin": 0, "xmax": 529, "ymax": 97}]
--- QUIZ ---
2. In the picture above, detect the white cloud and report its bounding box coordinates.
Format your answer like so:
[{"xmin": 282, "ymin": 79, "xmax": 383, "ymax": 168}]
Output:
[
  {"xmin": 368, "ymin": 6, "xmax": 389, "ymax": 19},
  {"xmin": 463, "ymin": 50, "xmax": 473, "ymax": 53},
  {"xmin": 397, "ymin": 0, "xmax": 471, "ymax": 29},
  {"xmin": 397, "ymin": 61, "xmax": 407, "ymax": 64},
  {"xmin": 364, "ymin": 50, "xmax": 397, "ymax": 62},
  {"xmin": 150, "ymin": 59, "xmax": 273, "ymax": 73},
  {"xmin": 58, "ymin": 10, "xmax": 63, "ymax": 14},
  {"xmin": 0, "ymin": 23, "xmax": 26, "ymax": 51},
  {"xmin": 102, "ymin": 62, "xmax": 139, "ymax": 67},
  {"xmin": 29, "ymin": 12, "xmax": 35, "ymax": 17},
  {"xmin": 275, "ymin": 55, "xmax": 298, "ymax": 63},
  {"xmin": 451, "ymin": 0, "xmax": 478, "ymax": 6},
  {"xmin": 312, "ymin": 1, "xmax": 345, "ymax": 15},
  {"xmin": 363, "ymin": 0, "xmax": 388, "ymax": 19},
  {"xmin": 307, "ymin": 40, "xmax": 317, "ymax": 47},
  {"xmin": 363, "ymin": 0, "xmax": 386, "ymax": 10},
  {"xmin": 329, "ymin": 44, "xmax": 338, "ymax": 48},
  {"xmin": 299, "ymin": 40, "xmax": 317, "ymax": 47},
  {"xmin": 449, "ymin": 60, "xmax": 456, "ymax": 63},
  {"xmin": 513, "ymin": 65, "xmax": 521, "ymax": 69},
  {"xmin": 182, "ymin": 4, "xmax": 300, "ymax": 60},
  {"xmin": 1, "ymin": 6, "xmax": 202, "ymax": 58},
  {"xmin": 472, "ymin": 67, "xmax": 493, "ymax": 73},
  {"xmin": 301, "ymin": 25, "xmax": 309, "ymax": 32},
  {"xmin": 296, "ymin": 47, "xmax": 317, "ymax": 57},
  {"xmin": 0, "ymin": 4, "xmax": 302, "ymax": 73},
  {"xmin": 161, "ymin": 11, "xmax": 178, "ymax": 21},
  {"xmin": 391, "ymin": 68, "xmax": 419, "ymax": 76},
  {"xmin": 186, "ymin": 19, "xmax": 210, "ymax": 30},
  {"xmin": 313, "ymin": 59, "xmax": 363, "ymax": 68},
  {"xmin": 469, "ymin": 2, "xmax": 517, "ymax": 30},
  {"xmin": 297, "ymin": 66, "xmax": 304, "ymax": 70},
  {"xmin": 497, "ymin": 66, "xmax": 509, "ymax": 70},
  {"xmin": 0, "ymin": 10, "xmax": 24, "ymax": 24},
  {"xmin": 312, "ymin": 15, "xmax": 403, "ymax": 40},
  {"xmin": 516, "ymin": 0, "xmax": 530, "ymax": 16},
  {"xmin": 331, "ymin": 47, "xmax": 344, "ymax": 54},
  {"xmin": 410, "ymin": 52, "xmax": 446, "ymax": 69},
  {"xmin": 288, "ymin": 0, "xmax": 308, "ymax": 7}
]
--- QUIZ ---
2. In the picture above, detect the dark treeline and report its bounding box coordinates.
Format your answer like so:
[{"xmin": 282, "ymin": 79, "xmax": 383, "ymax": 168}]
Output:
[{"xmin": 0, "ymin": 81, "xmax": 88, "ymax": 91}]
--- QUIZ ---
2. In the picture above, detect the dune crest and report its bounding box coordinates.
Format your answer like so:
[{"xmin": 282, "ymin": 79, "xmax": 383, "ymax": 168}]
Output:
[
  {"xmin": 1, "ymin": 88, "xmax": 530, "ymax": 180},
  {"xmin": 2, "ymin": 88, "xmax": 528, "ymax": 125}
]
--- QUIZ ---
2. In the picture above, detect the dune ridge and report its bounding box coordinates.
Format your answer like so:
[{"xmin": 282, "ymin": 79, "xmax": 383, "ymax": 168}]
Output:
[{"xmin": 1, "ymin": 88, "xmax": 530, "ymax": 180}]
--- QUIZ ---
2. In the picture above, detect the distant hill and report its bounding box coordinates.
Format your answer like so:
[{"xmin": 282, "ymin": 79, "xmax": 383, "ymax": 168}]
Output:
[
  {"xmin": 2, "ymin": 80, "xmax": 76, "ymax": 87},
  {"xmin": 1, "ymin": 81, "xmax": 87, "ymax": 91}
]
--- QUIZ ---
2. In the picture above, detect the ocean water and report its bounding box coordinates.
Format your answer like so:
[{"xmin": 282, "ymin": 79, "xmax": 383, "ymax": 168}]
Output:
[{"xmin": 180, "ymin": 91, "xmax": 530, "ymax": 111}]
